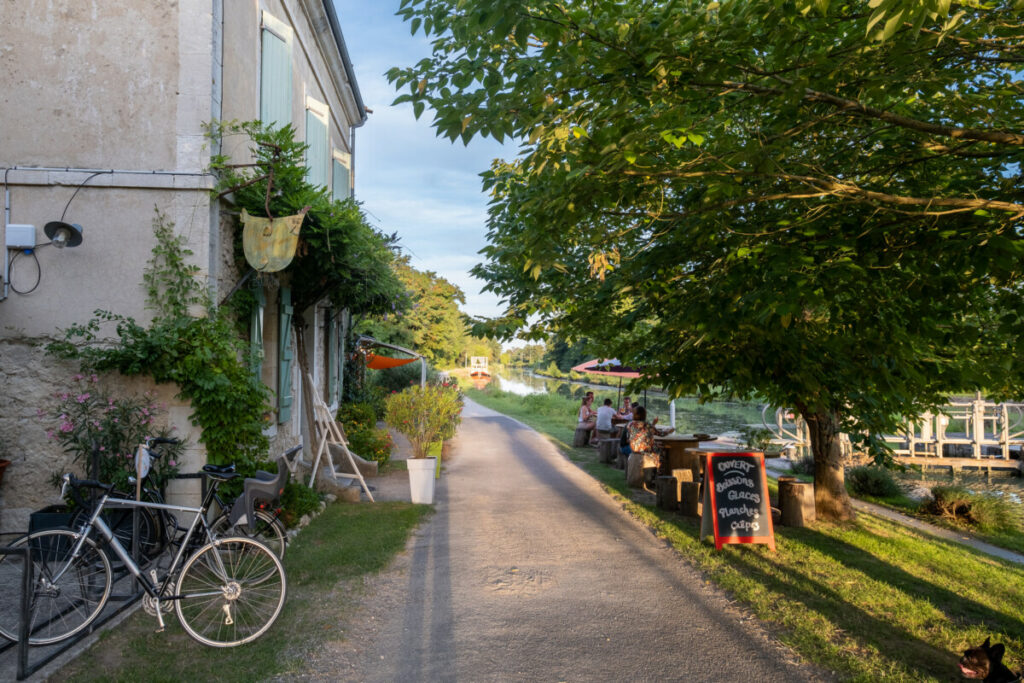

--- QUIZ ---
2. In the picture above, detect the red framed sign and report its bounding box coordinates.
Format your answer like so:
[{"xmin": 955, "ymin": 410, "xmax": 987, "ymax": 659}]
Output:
[{"xmin": 700, "ymin": 452, "xmax": 776, "ymax": 551}]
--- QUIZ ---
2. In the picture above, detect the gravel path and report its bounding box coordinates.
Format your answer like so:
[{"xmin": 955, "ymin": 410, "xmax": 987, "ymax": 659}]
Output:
[{"xmin": 303, "ymin": 399, "xmax": 819, "ymax": 682}]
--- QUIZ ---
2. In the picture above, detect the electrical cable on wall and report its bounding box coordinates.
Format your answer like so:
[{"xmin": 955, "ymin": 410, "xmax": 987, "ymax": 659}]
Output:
[{"xmin": 7, "ymin": 249, "xmax": 41, "ymax": 294}]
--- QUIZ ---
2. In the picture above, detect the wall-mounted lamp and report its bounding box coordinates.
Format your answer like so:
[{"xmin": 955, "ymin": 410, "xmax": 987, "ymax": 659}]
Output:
[{"xmin": 43, "ymin": 221, "xmax": 84, "ymax": 249}]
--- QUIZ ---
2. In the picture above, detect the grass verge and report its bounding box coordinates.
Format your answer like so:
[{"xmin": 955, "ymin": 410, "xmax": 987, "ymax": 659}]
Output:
[
  {"xmin": 59, "ymin": 500, "xmax": 430, "ymax": 682},
  {"xmin": 468, "ymin": 387, "xmax": 1024, "ymax": 682}
]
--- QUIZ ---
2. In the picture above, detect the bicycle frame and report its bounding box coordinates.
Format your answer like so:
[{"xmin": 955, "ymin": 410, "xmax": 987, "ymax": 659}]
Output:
[{"xmin": 58, "ymin": 480, "xmax": 231, "ymax": 632}]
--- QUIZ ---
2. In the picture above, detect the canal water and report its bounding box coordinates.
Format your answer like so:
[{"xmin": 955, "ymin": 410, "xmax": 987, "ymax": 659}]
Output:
[{"xmin": 494, "ymin": 368, "xmax": 768, "ymax": 438}]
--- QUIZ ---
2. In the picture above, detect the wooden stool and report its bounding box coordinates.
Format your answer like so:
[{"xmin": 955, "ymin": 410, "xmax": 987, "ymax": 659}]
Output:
[
  {"xmin": 775, "ymin": 475, "xmax": 797, "ymax": 508},
  {"xmin": 598, "ymin": 438, "xmax": 618, "ymax": 464},
  {"xmin": 573, "ymin": 426, "xmax": 590, "ymax": 447},
  {"xmin": 779, "ymin": 480, "xmax": 816, "ymax": 527},
  {"xmin": 679, "ymin": 481, "xmax": 701, "ymax": 517},
  {"xmin": 615, "ymin": 451, "xmax": 627, "ymax": 470},
  {"xmin": 656, "ymin": 476, "xmax": 679, "ymax": 510}
]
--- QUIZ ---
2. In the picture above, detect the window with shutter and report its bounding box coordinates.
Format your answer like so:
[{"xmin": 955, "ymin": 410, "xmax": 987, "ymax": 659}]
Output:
[
  {"xmin": 332, "ymin": 154, "xmax": 350, "ymax": 200},
  {"xmin": 328, "ymin": 309, "xmax": 339, "ymax": 404},
  {"xmin": 278, "ymin": 287, "xmax": 294, "ymax": 424},
  {"xmin": 260, "ymin": 12, "xmax": 293, "ymax": 130},
  {"xmin": 305, "ymin": 98, "xmax": 329, "ymax": 188},
  {"xmin": 250, "ymin": 285, "xmax": 266, "ymax": 379}
]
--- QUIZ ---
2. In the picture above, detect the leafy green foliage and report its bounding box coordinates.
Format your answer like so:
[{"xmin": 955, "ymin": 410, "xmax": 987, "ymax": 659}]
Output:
[
  {"xmin": 47, "ymin": 212, "xmax": 271, "ymax": 468},
  {"xmin": 280, "ymin": 482, "xmax": 322, "ymax": 527},
  {"xmin": 384, "ymin": 383, "xmax": 463, "ymax": 458},
  {"xmin": 846, "ymin": 466, "xmax": 903, "ymax": 499},
  {"xmin": 206, "ymin": 121, "xmax": 406, "ymax": 319},
  {"xmin": 389, "ymin": 0, "xmax": 1024, "ymax": 518},
  {"xmin": 337, "ymin": 402, "xmax": 393, "ymax": 466},
  {"xmin": 356, "ymin": 255, "xmax": 468, "ymax": 367}
]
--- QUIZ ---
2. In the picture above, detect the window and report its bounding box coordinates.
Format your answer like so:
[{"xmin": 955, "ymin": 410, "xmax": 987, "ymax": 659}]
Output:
[
  {"xmin": 332, "ymin": 151, "xmax": 351, "ymax": 200},
  {"xmin": 278, "ymin": 287, "xmax": 294, "ymax": 424},
  {"xmin": 305, "ymin": 96, "xmax": 329, "ymax": 188},
  {"xmin": 250, "ymin": 285, "xmax": 266, "ymax": 379},
  {"xmin": 260, "ymin": 12, "xmax": 293, "ymax": 129}
]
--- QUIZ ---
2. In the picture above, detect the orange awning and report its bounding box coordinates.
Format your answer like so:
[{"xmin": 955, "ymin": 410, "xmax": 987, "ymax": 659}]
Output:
[{"xmin": 365, "ymin": 352, "xmax": 419, "ymax": 370}]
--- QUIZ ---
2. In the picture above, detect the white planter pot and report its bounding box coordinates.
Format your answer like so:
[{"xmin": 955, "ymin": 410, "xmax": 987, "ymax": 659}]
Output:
[{"xmin": 407, "ymin": 457, "xmax": 438, "ymax": 504}]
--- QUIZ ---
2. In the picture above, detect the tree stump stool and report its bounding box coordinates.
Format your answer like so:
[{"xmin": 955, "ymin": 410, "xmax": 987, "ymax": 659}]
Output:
[
  {"xmin": 573, "ymin": 426, "xmax": 590, "ymax": 447},
  {"xmin": 615, "ymin": 451, "xmax": 627, "ymax": 470},
  {"xmin": 671, "ymin": 468, "xmax": 693, "ymax": 502},
  {"xmin": 656, "ymin": 476, "xmax": 679, "ymax": 510},
  {"xmin": 774, "ymin": 475, "xmax": 797, "ymax": 508},
  {"xmin": 779, "ymin": 480, "xmax": 816, "ymax": 527},
  {"xmin": 679, "ymin": 481, "xmax": 702, "ymax": 518},
  {"xmin": 598, "ymin": 438, "xmax": 618, "ymax": 464}
]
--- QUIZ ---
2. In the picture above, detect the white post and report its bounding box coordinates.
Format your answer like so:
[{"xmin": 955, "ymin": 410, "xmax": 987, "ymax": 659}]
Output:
[
  {"xmin": 420, "ymin": 357, "xmax": 426, "ymax": 387},
  {"xmin": 669, "ymin": 399, "xmax": 676, "ymax": 428}
]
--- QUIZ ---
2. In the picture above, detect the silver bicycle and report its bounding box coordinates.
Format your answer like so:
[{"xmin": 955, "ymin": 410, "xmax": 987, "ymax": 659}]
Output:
[{"xmin": 0, "ymin": 467, "xmax": 286, "ymax": 647}]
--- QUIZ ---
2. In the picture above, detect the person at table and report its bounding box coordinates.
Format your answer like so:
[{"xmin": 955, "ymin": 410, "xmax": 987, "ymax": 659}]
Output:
[
  {"xmin": 617, "ymin": 396, "xmax": 633, "ymax": 421},
  {"xmin": 595, "ymin": 397, "xmax": 617, "ymax": 442},
  {"xmin": 577, "ymin": 395, "xmax": 597, "ymax": 446},
  {"xmin": 626, "ymin": 405, "xmax": 662, "ymax": 489}
]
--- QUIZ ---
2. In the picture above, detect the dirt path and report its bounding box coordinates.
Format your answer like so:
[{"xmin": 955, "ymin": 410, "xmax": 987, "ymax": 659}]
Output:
[{"xmin": 287, "ymin": 399, "xmax": 820, "ymax": 681}]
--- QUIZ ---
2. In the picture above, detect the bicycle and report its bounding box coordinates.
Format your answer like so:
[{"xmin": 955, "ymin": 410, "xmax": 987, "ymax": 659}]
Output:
[
  {"xmin": 0, "ymin": 466, "xmax": 286, "ymax": 647},
  {"xmin": 75, "ymin": 439, "xmax": 300, "ymax": 563}
]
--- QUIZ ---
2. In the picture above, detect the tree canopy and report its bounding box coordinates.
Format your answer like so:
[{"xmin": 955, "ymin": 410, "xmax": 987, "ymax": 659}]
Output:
[
  {"xmin": 390, "ymin": 0, "xmax": 1024, "ymax": 518},
  {"xmin": 357, "ymin": 255, "xmax": 469, "ymax": 367}
]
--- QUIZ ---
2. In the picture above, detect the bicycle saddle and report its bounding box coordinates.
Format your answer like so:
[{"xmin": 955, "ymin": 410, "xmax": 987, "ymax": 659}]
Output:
[{"xmin": 202, "ymin": 463, "xmax": 239, "ymax": 481}]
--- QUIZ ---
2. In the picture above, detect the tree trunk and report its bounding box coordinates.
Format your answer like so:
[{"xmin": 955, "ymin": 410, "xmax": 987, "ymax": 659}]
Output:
[{"xmin": 803, "ymin": 409, "xmax": 854, "ymax": 521}]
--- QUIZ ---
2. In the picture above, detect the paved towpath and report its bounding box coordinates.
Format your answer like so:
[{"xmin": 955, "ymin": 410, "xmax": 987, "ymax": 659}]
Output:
[{"xmin": 327, "ymin": 399, "xmax": 819, "ymax": 682}]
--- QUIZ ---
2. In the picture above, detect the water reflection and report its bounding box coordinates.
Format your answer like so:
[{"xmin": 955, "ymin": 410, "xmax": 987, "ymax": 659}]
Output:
[{"xmin": 496, "ymin": 368, "xmax": 767, "ymax": 436}]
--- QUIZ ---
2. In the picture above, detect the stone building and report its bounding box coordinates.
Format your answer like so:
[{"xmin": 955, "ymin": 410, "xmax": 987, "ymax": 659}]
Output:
[{"xmin": 0, "ymin": 0, "xmax": 366, "ymax": 531}]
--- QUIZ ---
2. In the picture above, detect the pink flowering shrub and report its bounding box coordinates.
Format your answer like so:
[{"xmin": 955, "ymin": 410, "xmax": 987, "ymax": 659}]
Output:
[{"xmin": 44, "ymin": 375, "xmax": 182, "ymax": 493}]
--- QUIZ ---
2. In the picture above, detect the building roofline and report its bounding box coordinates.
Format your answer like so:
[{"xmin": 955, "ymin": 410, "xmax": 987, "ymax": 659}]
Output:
[{"xmin": 322, "ymin": 0, "xmax": 367, "ymax": 128}]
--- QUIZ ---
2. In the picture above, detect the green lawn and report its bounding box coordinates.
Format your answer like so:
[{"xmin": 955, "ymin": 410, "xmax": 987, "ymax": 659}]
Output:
[
  {"xmin": 59, "ymin": 501, "xmax": 430, "ymax": 682},
  {"xmin": 468, "ymin": 386, "xmax": 1024, "ymax": 682}
]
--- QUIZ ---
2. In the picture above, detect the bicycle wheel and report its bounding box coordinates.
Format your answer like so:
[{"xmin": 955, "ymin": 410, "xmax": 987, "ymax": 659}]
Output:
[
  {"xmin": 210, "ymin": 509, "xmax": 286, "ymax": 559},
  {"xmin": 0, "ymin": 530, "xmax": 112, "ymax": 645},
  {"xmin": 174, "ymin": 537, "xmax": 286, "ymax": 647}
]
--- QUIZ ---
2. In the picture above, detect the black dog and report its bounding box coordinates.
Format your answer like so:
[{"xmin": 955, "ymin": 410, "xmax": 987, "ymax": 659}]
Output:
[{"xmin": 959, "ymin": 637, "xmax": 1020, "ymax": 682}]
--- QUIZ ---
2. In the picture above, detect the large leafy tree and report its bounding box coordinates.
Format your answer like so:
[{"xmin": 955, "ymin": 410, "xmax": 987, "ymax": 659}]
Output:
[
  {"xmin": 390, "ymin": 0, "xmax": 1024, "ymax": 519},
  {"xmin": 358, "ymin": 256, "xmax": 469, "ymax": 367}
]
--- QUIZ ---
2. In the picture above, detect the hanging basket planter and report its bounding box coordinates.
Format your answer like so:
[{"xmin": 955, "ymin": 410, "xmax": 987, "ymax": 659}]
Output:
[{"xmin": 241, "ymin": 207, "xmax": 308, "ymax": 273}]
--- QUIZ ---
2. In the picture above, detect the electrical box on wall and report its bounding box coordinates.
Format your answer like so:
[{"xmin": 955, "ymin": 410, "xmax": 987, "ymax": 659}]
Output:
[{"xmin": 5, "ymin": 224, "xmax": 36, "ymax": 250}]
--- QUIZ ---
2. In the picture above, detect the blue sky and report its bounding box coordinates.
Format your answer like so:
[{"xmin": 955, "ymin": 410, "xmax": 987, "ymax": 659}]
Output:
[{"xmin": 334, "ymin": 1, "xmax": 516, "ymax": 320}]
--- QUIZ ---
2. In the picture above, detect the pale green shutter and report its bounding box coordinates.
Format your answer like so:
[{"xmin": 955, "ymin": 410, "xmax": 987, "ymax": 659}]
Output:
[
  {"xmin": 278, "ymin": 287, "xmax": 294, "ymax": 424},
  {"xmin": 305, "ymin": 111, "xmax": 328, "ymax": 188},
  {"xmin": 260, "ymin": 25, "xmax": 292, "ymax": 129},
  {"xmin": 250, "ymin": 286, "xmax": 266, "ymax": 379},
  {"xmin": 328, "ymin": 310, "xmax": 339, "ymax": 404},
  {"xmin": 332, "ymin": 159, "xmax": 350, "ymax": 200}
]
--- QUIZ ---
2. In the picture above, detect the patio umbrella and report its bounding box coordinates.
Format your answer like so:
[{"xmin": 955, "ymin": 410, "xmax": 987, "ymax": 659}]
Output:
[{"xmin": 571, "ymin": 359, "xmax": 646, "ymax": 407}]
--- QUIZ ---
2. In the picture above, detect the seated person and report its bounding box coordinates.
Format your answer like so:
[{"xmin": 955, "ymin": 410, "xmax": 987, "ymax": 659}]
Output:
[
  {"xmin": 595, "ymin": 398, "xmax": 617, "ymax": 441},
  {"xmin": 626, "ymin": 405, "xmax": 660, "ymax": 489},
  {"xmin": 577, "ymin": 395, "xmax": 597, "ymax": 446},
  {"xmin": 617, "ymin": 396, "xmax": 634, "ymax": 421}
]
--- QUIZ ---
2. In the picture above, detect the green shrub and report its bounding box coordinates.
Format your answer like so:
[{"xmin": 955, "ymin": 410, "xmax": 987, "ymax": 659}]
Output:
[
  {"xmin": 346, "ymin": 425, "xmax": 393, "ymax": 467},
  {"xmin": 337, "ymin": 402, "xmax": 378, "ymax": 428},
  {"xmin": 385, "ymin": 383, "xmax": 463, "ymax": 458},
  {"xmin": 846, "ymin": 465, "xmax": 903, "ymax": 498},
  {"xmin": 739, "ymin": 426, "xmax": 774, "ymax": 452},
  {"xmin": 789, "ymin": 454, "xmax": 815, "ymax": 476},
  {"xmin": 924, "ymin": 486, "xmax": 1022, "ymax": 533},
  {"xmin": 280, "ymin": 482, "xmax": 321, "ymax": 527}
]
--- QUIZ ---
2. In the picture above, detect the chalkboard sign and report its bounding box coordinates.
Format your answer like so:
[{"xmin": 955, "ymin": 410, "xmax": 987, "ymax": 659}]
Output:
[{"xmin": 700, "ymin": 452, "xmax": 775, "ymax": 551}]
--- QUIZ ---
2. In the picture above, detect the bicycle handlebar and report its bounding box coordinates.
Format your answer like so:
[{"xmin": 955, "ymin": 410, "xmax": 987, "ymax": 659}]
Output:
[
  {"xmin": 61, "ymin": 472, "xmax": 115, "ymax": 498},
  {"xmin": 149, "ymin": 437, "xmax": 180, "ymax": 446},
  {"xmin": 282, "ymin": 444, "xmax": 303, "ymax": 460}
]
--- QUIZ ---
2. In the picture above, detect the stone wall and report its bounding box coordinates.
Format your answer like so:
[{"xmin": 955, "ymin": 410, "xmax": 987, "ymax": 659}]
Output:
[{"xmin": 0, "ymin": 340, "xmax": 205, "ymax": 534}]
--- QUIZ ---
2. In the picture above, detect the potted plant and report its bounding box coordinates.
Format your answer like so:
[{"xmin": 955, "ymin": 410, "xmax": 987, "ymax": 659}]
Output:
[{"xmin": 385, "ymin": 383, "xmax": 463, "ymax": 504}]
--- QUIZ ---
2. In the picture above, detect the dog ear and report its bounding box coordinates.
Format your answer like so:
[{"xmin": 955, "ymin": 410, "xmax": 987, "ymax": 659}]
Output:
[
  {"xmin": 990, "ymin": 643, "xmax": 1005, "ymax": 663},
  {"xmin": 983, "ymin": 637, "xmax": 992, "ymax": 649}
]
